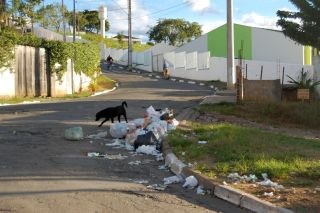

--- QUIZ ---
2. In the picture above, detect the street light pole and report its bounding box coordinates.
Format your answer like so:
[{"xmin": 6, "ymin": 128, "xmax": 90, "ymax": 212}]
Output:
[
  {"xmin": 227, "ymin": 0, "xmax": 235, "ymax": 89},
  {"xmin": 128, "ymin": 0, "xmax": 132, "ymax": 71},
  {"xmin": 62, "ymin": 0, "xmax": 66, "ymax": 42}
]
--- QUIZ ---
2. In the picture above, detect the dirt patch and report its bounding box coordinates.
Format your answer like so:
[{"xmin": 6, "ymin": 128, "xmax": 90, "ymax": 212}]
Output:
[{"xmin": 194, "ymin": 112, "xmax": 320, "ymax": 212}]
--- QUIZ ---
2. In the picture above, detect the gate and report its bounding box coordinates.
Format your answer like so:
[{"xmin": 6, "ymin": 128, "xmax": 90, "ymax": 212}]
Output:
[{"xmin": 15, "ymin": 45, "xmax": 50, "ymax": 97}]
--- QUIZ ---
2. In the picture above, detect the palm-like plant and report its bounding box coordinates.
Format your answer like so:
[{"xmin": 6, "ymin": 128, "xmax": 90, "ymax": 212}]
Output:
[{"xmin": 287, "ymin": 70, "xmax": 320, "ymax": 91}]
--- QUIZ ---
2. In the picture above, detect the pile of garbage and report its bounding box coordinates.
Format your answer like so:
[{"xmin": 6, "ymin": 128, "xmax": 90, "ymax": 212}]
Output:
[{"xmin": 108, "ymin": 106, "xmax": 179, "ymax": 151}]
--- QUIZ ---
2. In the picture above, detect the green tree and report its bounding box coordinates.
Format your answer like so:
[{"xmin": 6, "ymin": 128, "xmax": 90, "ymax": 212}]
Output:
[
  {"xmin": 277, "ymin": 0, "xmax": 320, "ymax": 49},
  {"xmin": 36, "ymin": 3, "xmax": 66, "ymax": 32},
  {"xmin": 19, "ymin": 0, "xmax": 41, "ymax": 31},
  {"xmin": 115, "ymin": 32, "xmax": 125, "ymax": 44},
  {"xmin": 68, "ymin": 10, "xmax": 109, "ymax": 34},
  {"xmin": 147, "ymin": 18, "xmax": 202, "ymax": 46}
]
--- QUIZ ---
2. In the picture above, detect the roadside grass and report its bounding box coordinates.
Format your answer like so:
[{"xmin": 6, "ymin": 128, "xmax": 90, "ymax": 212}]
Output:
[
  {"xmin": 0, "ymin": 75, "xmax": 115, "ymax": 105},
  {"xmin": 168, "ymin": 122, "xmax": 320, "ymax": 186},
  {"xmin": 199, "ymin": 101, "xmax": 320, "ymax": 130}
]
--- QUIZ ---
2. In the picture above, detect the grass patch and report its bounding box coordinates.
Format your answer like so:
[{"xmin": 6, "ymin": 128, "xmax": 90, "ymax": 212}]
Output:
[
  {"xmin": 0, "ymin": 74, "xmax": 115, "ymax": 105},
  {"xmin": 199, "ymin": 101, "xmax": 320, "ymax": 130},
  {"xmin": 168, "ymin": 122, "xmax": 320, "ymax": 184}
]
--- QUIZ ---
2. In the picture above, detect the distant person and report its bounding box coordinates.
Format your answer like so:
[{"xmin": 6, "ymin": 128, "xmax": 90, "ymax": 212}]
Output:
[
  {"xmin": 106, "ymin": 55, "xmax": 114, "ymax": 70},
  {"xmin": 163, "ymin": 59, "xmax": 170, "ymax": 80}
]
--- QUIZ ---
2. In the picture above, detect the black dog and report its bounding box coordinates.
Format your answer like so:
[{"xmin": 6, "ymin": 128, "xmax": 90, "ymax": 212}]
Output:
[{"xmin": 95, "ymin": 101, "xmax": 128, "ymax": 127}]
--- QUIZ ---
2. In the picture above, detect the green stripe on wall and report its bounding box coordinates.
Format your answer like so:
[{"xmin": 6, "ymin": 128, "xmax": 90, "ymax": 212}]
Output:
[
  {"xmin": 304, "ymin": 46, "xmax": 312, "ymax": 65},
  {"xmin": 207, "ymin": 24, "xmax": 252, "ymax": 60}
]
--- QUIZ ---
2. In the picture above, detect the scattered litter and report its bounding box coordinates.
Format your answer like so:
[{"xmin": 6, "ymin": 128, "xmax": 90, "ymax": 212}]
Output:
[
  {"xmin": 188, "ymin": 81, "xmax": 196, "ymax": 84},
  {"xmin": 223, "ymin": 181, "xmax": 228, "ymax": 185},
  {"xmin": 263, "ymin": 192, "xmax": 274, "ymax": 197},
  {"xmin": 183, "ymin": 176, "xmax": 198, "ymax": 189},
  {"xmin": 155, "ymin": 76, "xmax": 161, "ymax": 79},
  {"xmin": 170, "ymin": 78, "xmax": 176, "ymax": 81},
  {"xmin": 136, "ymin": 145, "xmax": 159, "ymax": 156},
  {"xmin": 125, "ymin": 142, "xmax": 134, "ymax": 151},
  {"xmin": 199, "ymin": 83, "xmax": 205, "ymax": 86},
  {"xmin": 87, "ymin": 152, "xmax": 102, "ymax": 157},
  {"xmin": 128, "ymin": 160, "xmax": 141, "ymax": 165},
  {"xmin": 134, "ymin": 180, "xmax": 149, "ymax": 184},
  {"xmin": 198, "ymin": 141, "xmax": 207, "ymax": 144},
  {"xmin": 227, "ymin": 173, "xmax": 257, "ymax": 182},
  {"xmin": 196, "ymin": 186, "xmax": 205, "ymax": 195},
  {"xmin": 86, "ymin": 131, "xmax": 108, "ymax": 139},
  {"xmin": 258, "ymin": 173, "xmax": 284, "ymax": 189},
  {"xmin": 147, "ymin": 184, "xmax": 167, "ymax": 191},
  {"xmin": 156, "ymin": 154, "xmax": 164, "ymax": 161},
  {"xmin": 158, "ymin": 165, "xmax": 166, "ymax": 170},
  {"xmin": 148, "ymin": 74, "xmax": 153, "ymax": 77},
  {"xmin": 179, "ymin": 80, "xmax": 184, "ymax": 83},
  {"xmin": 209, "ymin": 85, "xmax": 214, "ymax": 89},
  {"xmin": 163, "ymin": 175, "xmax": 183, "ymax": 185},
  {"xmin": 105, "ymin": 139, "xmax": 125, "ymax": 147},
  {"xmin": 64, "ymin": 126, "xmax": 84, "ymax": 141},
  {"xmin": 315, "ymin": 187, "xmax": 320, "ymax": 192},
  {"xmin": 105, "ymin": 154, "xmax": 127, "ymax": 160}
]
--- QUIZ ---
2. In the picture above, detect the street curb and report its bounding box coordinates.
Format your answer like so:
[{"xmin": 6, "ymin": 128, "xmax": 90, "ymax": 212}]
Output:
[{"xmin": 163, "ymin": 108, "xmax": 294, "ymax": 213}]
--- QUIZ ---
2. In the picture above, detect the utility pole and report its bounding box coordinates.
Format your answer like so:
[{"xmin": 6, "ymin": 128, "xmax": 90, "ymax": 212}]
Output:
[
  {"xmin": 128, "ymin": 0, "xmax": 132, "ymax": 71},
  {"xmin": 227, "ymin": 0, "xmax": 235, "ymax": 89},
  {"xmin": 62, "ymin": 0, "xmax": 66, "ymax": 42},
  {"xmin": 73, "ymin": 0, "xmax": 76, "ymax": 42}
]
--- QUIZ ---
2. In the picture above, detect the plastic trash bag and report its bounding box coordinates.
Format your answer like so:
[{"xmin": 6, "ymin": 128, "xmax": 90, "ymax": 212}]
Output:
[
  {"xmin": 109, "ymin": 122, "xmax": 136, "ymax": 139},
  {"xmin": 146, "ymin": 106, "xmax": 160, "ymax": 117},
  {"xmin": 183, "ymin": 176, "xmax": 198, "ymax": 189},
  {"xmin": 65, "ymin": 126, "xmax": 84, "ymax": 141},
  {"xmin": 134, "ymin": 131, "xmax": 161, "ymax": 150},
  {"xmin": 163, "ymin": 175, "xmax": 183, "ymax": 185}
]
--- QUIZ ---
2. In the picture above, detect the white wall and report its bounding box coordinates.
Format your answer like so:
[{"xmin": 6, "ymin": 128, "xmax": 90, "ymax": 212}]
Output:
[
  {"xmin": 150, "ymin": 43, "xmax": 176, "ymax": 55},
  {"xmin": 174, "ymin": 34, "xmax": 208, "ymax": 54},
  {"xmin": 252, "ymin": 28, "xmax": 304, "ymax": 64},
  {"xmin": 0, "ymin": 67, "xmax": 15, "ymax": 97}
]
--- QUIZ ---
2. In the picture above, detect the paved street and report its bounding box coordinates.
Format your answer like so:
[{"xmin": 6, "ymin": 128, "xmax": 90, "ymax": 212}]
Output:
[{"xmin": 0, "ymin": 64, "xmax": 250, "ymax": 213}]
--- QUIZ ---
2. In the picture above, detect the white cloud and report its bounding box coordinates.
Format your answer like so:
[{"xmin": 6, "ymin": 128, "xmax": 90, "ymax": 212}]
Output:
[
  {"xmin": 185, "ymin": 0, "xmax": 212, "ymax": 13},
  {"xmin": 107, "ymin": 0, "xmax": 152, "ymax": 37},
  {"xmin": 239, "ymin": 12, "xmax": 279, "ymax": 30}
]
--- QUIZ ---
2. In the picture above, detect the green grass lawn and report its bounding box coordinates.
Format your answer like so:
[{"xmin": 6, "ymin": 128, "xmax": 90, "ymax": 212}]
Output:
[
  {"xmin": 0, "ymin": 74, "xmax": 115, "ymax": 105},
  {"xmin": 199, "ymin": 101, "xmax": 320, "ymax": 130},
  {"xmin": 168, "ymin": 122, "xmax": 320, "ymax": 186}
]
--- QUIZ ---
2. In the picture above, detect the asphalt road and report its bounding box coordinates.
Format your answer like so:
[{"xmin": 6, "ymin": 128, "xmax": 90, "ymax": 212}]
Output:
[{"xmin": 0, "ymin": 64, "xmax": 251, "ymax": 213}]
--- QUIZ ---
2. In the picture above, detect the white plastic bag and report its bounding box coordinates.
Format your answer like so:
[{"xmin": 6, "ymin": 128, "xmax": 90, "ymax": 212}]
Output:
[
  {"xmin": 183, "ymin": 176, "xmax": 198, "ymax": 189},
  {"xmin": 65, "ymin": 126, "xmax": 84, "ymax": 141},
  {"xmin": 146, "ymin": 106, "xmax": 160, "ymax": 117},
  {"xmin": 109, "ymin": 122, "xmax": 136, "ymax": 139}
]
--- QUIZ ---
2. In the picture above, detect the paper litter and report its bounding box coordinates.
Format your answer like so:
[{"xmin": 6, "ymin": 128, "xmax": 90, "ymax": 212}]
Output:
[
  {"xmin": 196, "ymin": 186, "xmax": 206, "ymax": 195},
  {"xmin": 128, "ymin": 160, "xmax": 141, "ymax": 165},
  {"xmin": 258, "ymin": 173, "xmax": 284, "ymax": 189}
]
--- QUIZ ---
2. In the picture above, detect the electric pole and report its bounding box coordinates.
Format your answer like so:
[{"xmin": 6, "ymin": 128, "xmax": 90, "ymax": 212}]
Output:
[
  {"xmin": 227, "ymin": 0, "xmax": 235, "ymax": 89},
  {"xmin": 73, "ymin": 0, "xmax": 76, "ymax": 42},
  {"xmin": 128, "ymin": 0, "xmax": 132, "ymax": 71},
  {"xmin": 62, "ymin": 0, "xmax": 66, "ymax": 42}
]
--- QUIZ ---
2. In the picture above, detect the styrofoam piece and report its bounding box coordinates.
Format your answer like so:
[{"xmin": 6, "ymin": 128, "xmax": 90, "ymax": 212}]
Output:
[{"xmin": 183, "ymin": 175, "xmax": 198, "ymax": 189}]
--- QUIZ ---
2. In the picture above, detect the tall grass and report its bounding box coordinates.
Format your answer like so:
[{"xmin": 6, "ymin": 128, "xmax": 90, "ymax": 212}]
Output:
[{"xmin": 168, "ymin": 123, "xmax": 320, "ymax": 183}]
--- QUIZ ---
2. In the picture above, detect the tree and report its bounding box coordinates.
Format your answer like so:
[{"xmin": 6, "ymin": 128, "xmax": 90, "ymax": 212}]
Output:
[
  {"xmin": 147, "ymin": 18, "xmax": 202, "ymax": 46},
  {"xmin": 36, "ymin": 3, "xmax": 66, "ymax": 32},
  {"xmin": 115, "ymin": 32, "xmax": 125, "ymax": 43},
  {"xmin": 277, "ymin": 0, "xmax": 320, "ymax": 49},
  {"xmin": 68, "ymin": 10, "xmax": 109, "ymax": 34},
  {"xmin": 19, "ymin": 0, "xmax": 41, "ymax": 31}
]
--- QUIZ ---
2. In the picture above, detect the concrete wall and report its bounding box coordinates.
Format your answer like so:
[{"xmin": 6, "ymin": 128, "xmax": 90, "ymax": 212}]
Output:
[
  {"xmin": 52, "ymin": 59, "xmax": 91, "ymax": 97},
  {"xmin": 0, "ymin": 67, "xmax": 15, "ymax": 97},
  {"xmin": 174, "ymin": 34, "xmax": 208, "ymax": 54},
  {"xmin": 243, "ymin": 79, "xmax": 281, "ymax": 102},
  {"xmin": 252, "ymin": 28, "xmax": 304, "ymax": 64}
]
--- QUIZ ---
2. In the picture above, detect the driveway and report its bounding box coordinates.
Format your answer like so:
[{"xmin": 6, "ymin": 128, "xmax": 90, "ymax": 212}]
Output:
[{"xmin": 0, "ymin": 64, "xmax": 250, "ymax": 213}]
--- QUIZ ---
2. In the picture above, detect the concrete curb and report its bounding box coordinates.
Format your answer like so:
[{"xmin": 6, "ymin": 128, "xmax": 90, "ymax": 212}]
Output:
[{"xmin": 163, "ymin": 108, "xmax": 294, "ymax": 213}]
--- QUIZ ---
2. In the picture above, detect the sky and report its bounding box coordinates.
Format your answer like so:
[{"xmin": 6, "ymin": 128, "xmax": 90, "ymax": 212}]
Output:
[{"xmin": 46, "ymin": 0, "xmax": 297, "ymax": 42}]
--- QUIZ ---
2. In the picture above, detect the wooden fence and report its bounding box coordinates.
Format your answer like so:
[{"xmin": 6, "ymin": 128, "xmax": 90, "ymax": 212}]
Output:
[{"xmin": 15, "ymin": 45, "xmax": 50, "ymax": 97}]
